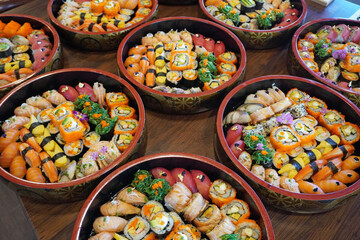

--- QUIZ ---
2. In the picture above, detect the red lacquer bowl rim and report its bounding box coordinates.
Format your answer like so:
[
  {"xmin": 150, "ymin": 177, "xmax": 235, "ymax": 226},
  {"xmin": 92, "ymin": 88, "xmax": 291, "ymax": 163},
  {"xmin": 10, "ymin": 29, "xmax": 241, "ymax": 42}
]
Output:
[
  {"xmin": 217, "ymin": 75, "xmax": 360, "ymax": 201},
  {"xmin": 292, "ymin": 18, "xmax": 360, "ymax": 96},
  {"xmin": 0, "ymin": 14, "xmax": 60, "ymax": 91},
  {"xmin": 199, "ymin": 0, "xmax": 307, "ymax": 33},
  {"xmin": 71, "ymin": 152, "xmax": 275, "ymax": 240},
  {"xmin": 47, "ymin": 0, "xmax": 158, "ymax": 36},
  {"xmin": 0, "ymin": 68, "xmax": 145, "ymax": 189},
  {"xmin": 117, "ymin": 16, "xmax": 247, "ymax": 98}
]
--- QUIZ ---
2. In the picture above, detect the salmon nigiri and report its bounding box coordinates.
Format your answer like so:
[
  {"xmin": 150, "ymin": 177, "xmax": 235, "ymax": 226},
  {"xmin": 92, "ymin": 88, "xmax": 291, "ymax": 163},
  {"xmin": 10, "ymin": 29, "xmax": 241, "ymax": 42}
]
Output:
[
  {"xmin": 42, "ymin": 89, "xmax": 67, "ymax": 106},
  {"xmin": 14, "ymin": 103, "xmax": 41, "ymax": 117},
  {"xmin": 0, "ymin": 142, "xmax": 21, "ymax": 168},
  {"xmin": 0, "ymin": 129, "xmax": 20, "ymax": 152},
  {"xmin": 2, "ymin": 116, "xmax": 30, "ymax": 132},
  {"xmin": 26, "ymin": 167, "xmax": 45, "ymax": 183},
  {"xmin": 26, "ymin": 96, "xmax": 53, "ymax": 109},
  {"xmin": 9, "ymin": 155, "xmax": 26, "ymax": 178}
]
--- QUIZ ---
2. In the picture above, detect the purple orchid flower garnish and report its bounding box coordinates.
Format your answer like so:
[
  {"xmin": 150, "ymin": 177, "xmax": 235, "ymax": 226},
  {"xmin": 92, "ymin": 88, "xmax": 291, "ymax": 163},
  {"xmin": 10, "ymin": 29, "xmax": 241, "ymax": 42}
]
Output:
[
  {"xmin": 100, "ymin": 146, "xmax": 108, "ymax": 154},
  {"xmin": 276, "ymin": 112, "xmax": 293, "ymax": 125},
  {"xmin": 91, "ymin": 152, "xmax": 99, "ymax": 160},
  {"xmin": 255, "ymin": 143, "xmax": 264, "ymax": 150},
  {"xmin": 320, "ymin": 108, "xmax": 328, "ymax": 114},
  {"xmin": 72, "ymin": 111, "xmax": 89, "ymax": 122},
  {"xmin": 332, "ymin": 49, "xmax": 347, "ymax": 60}
]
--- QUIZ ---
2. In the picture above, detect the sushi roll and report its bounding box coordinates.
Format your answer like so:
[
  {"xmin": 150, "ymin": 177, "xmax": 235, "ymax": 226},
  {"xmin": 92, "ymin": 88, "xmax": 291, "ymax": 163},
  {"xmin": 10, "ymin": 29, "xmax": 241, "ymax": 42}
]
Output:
[
  {"xmin": 47, "ymin": 122, "xmax": 59, "ymax": 135},
  {"xmin": 59, "ymin": 116, "xmax": 86, "ymax": 143},
  {"xmin": 12, "ymin": 44, "xmax": 30, "ymax": 54},
  {"xmin": 164, "ymin": 182, "xmax": 192, "ymax": 213},
  {"xmin": 63, "ymin": 139, "xmax": 84, "ymax": 157},
  {"xmin": 270, "ymin": 126, "xmax": 301, "ymax": 152},
  {"xmin": 166, "ymin": 71, "xmax": 182, "ymax": 87},
  {"xmin": 141, "ymin": 200, "xmax": 165, "ymax": 221},
  {"xmin": 182, "ymin": 69, "xmax": 198, "ymax": 88},
  {"xmin": 55, "ymin": 132, "xmax": 66, "ymax": 145},
  {"xmin": 242, "ymin": 125, "xmax": 266, "ymax": 137},
  {"xmin": 83, "ymin": 131, "xmax": 101, "ymax": 148},
  {"xmin": 206, "ymin": 5, "xmax": 219, "ymax": 16},
  {"xmin": 48, "ymin": 106, "xmax": 72, "ymax": 127},
  {"xmin": 110, "ymin": 105, "xmax": 135, "ymax": 120},
  {"xmin": 203, "ymin": 79, "xmax": 223, "ymax": 91},
  {"xmin": 291, "ymin": 118, "xmax": 316, "ymax": 145},
  {"xmin": 254, "ymin": 0, "xmax": 265, "ymax": 10},
  {"xmin": 217, "ymin": 52, "xmax": 238, "ymax": 64},
  {"xmin": 220, "ymin": 199, "xmax": 250, "ymax": 224},
  {"xmin": 304, "ymin": 97, "xmax": 327, "ymax": 119},
  {"xmin": 240, "ymin": 0, "xmax": 256, "ymax": 13},
  {"xmin": 262, "ymin": 117, "xmax": 279, "ymax": 136},
  {"xmin": 234, "ymin": 219, "xmax": 262, "ymax": 240},
  {"xmin": 217, "ymin": 62, "xmax": 237, "ymax": 76},
  {"xmin": 112, "ymin": 133, "xmax": 133, "ymax": 152},
  {"xmin": 317, "ymin": 110, "xmax": 345, "ymax": 132},
  {"xmin": 315, "ymin": 126, "xmax": 331, "ymax": 142},
  {"xmin": 13, "ymin": 53, "xmax": 30, "ymax": 61},
  {"xmin": 304, "ymin": 115, "xmax": 318, "ymax": 127},
  {"xmin": 206, "ymin": 217, "xmax": 236, "ymax": 240},
  {"xmin": 209, "ymin": 179, "xmax": 236, "ymax": 207},
  {"xmin": 105, "ymin": 92, "xmax": 129, "ymax": 108},
  {"xmin": 114, "ymin": 119, "xmax": 139, "ymax": 135},
  {"xmin": 331, "ymin": 122, "xmax": 360, "ymax": 145},
  {"xmin": 239, "ymin": 15, "xmax": 250, "ymax": 24},
  {"xmin": 183, "ymin": 193, "xmax": 209, "ymax": 222},
  {"xmin": 149, "ymin": 211, "xmax": 174, "ymax": 236},
  {"xmin": 288, "ymin": 103, "xmax": 307, "ymax": 119},
  {"xmin": 193, "ymin": 204, "xmax": 222, "ymax": 233},
  {"xmin": 169, "ymin": 212, "xmax": 184, "ymax": 228}
]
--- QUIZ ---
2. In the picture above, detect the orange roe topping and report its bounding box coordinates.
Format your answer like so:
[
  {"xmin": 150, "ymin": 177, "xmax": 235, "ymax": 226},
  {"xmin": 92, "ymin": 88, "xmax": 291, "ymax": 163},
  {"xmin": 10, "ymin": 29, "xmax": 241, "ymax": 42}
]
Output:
[
  {"xmin": 251, "ymin": 135, "xmax": 258, "ymax": 141},
  {"xmin": 261, "ymin": 150, "xmax": 268, "ymax": 155}
]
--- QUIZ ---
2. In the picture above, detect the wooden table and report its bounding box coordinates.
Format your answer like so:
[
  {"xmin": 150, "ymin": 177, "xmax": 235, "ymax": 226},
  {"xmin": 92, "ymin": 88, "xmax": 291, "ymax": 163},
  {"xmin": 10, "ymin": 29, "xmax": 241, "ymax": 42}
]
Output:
[{"xmin": 1, "ymin": 0, "xmax": 360, "ymax": 239}]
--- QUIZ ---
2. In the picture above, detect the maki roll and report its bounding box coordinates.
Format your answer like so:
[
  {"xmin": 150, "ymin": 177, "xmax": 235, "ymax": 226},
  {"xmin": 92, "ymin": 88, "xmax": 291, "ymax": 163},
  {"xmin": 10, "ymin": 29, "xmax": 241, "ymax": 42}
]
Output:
[
  {"xmin": 105, "ymin": 92, "xmax": 129, "ymax": 108},
  {"xmin": 182, "ymin": 69, "xmax": 198, "ymax": 88},
  {"xmin": 217, "ymin": 62, "xmax": 237, "ymax": 76},
  {"xmin": 12, "ymin": 44, "xmax": 30, "ymax": 54},
  {"xmin": 193, "ymin": 204, "xmax": 222, "ymax": 233},
  {"xmin": 206, "ymin": 217, "xmax": 236, "ymax": 240},
  {"xmin": 59, "ymin": 116, "xmax": 86, "ymax": 143},
  {"xmin": 286, "ymin": 88, "xmax": 310, "ymax": 104},
  {"xmin": 83, "ymin": 131, "xmax": 101, "ymax": 148},
  {"xmin": 149, "ymin": 211, "xmax": 174, "ymax": 236},
  {"xmin": 13, "ymin": 53, "xmax": 30, "ymax": 61},
  {"xmin": 302, "ymin": 58, "xmax": 319, "ymax": 72},
  {"xmin": 0, "ymin": 42, "xmax": 12, "ymax": 60},
  {"xmin": 209, "ymin": 179, "xmax": 236, "ymax": 207},
  {"xmin": 169, "ymin": 212, "xmax": 184, "ymax": 228},
  {"xmin": 240, "ymin": 0, "xmax": 256, "ymax": 13},
  {"xmin": 288, "ymin": 103, "xmax": 307, "ymax": 119},
  {"xmin": 304, "ymin": 97, "xmax": 327, "ymax": 119},
  {"xmin": 297, "ymin": 39, "xmax": 314, "ymax": 51},
  {"xmin": 47, "ymin": 122, "xmax": 59, "ymax": 135},
  {"xmin": 217, "ymin": 52, "xmax": 237, "ymax": 64},
  {"xmin": 164, "ymin": 182, "xmax": 192, "ymax": 213},
  {"xmin": 290, "ymin": 117, "xmax": 316, "ymax": 146},
  {"xmin": 63, "ymin": 139, "xmax": 84, "ymax": 157},
  {"xmin": 114, "ymin": 118, "xmax": 139, "ymax": 135},
  {"xmin": 242, "ymin": 125, "xmax": 266, "ymax": 137},
  {"xmin": 112, "ymin": 133, "xmax": 133, "ymax": 152},
  {"xmin": 254, "ymin": 0, "xmax": 264, "ymax": 9},
  {"xmin": 220, "ymin": 199, "xmax": 250, "ymax": 224},
  {"xmin": 315, "ymin": 126, "xmax": 331, "ymax": 142},
  {"xmin": 170, "ymin": 53, "xmax": 192, "ymax": 71},
  {"xmin": 37, "ymin": 108, "xmax": 52, "ymax": 123},
  {"xmin": 166, "ymin": 71, "xmax": 182, "ymax": 87},
  {"xmin": 183, "ymin": 193, "xmax": 208, "ymax": 222},
  {"xmin": 270, "ymin": 126, "xmax": 301, "ymax": 152},
  {"xmin": 124, "ymin": 216, "xmax": 150, "ymax": 240},
  {"xmin": 318, "ymin": 109, "xmax": 345, "ymax": 132},
  {"xmin": 234, "ymin": 219, "xmax": 262, "ymax": 240},
  {"xmin": 49, "ymin": 106, "xmax": 73, "ymax": 127},
  {"xmin": 110, "ymin": 105, "xmax": 135, "ymax": 120},
  {"xmin": 141, "ymin": 200, "xmax": 165, "ymax": 221},
  {"xmin": 331, "ymin": 122, "xmax": 360, "ymax": 145},
  {"xmin": 55, "ymin": 133, "xmax": 65, "ymax": 145},
  {"xmin": 203, "ymin": 79, "xmax": 223, "ymax": 91}
]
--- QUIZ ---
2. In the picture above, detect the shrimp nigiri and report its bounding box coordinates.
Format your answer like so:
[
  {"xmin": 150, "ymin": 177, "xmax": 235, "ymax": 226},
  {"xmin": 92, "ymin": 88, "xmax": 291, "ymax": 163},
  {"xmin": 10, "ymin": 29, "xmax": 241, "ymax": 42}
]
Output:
[
  {"xmin": 313, "ymin": 180, "xmax": 347, "ymax": 193},
  {"xmin": 342, "ymin": 155, "xmax": 360, "ymax": 170},
  {"xmin": 19, "ymin": 143, "xmax": 41, "ymax": 168},
  {"xmin": 20, "ymin": 128, "xmax": 42, "ymax": 152}
]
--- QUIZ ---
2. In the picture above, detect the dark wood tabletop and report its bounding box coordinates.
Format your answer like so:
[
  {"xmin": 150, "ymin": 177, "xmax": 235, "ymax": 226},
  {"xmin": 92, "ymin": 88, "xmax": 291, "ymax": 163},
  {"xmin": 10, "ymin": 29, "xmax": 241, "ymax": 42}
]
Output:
[{"xmin": 1, "ymin": 0, "xmax": 360, "ymax": 239}]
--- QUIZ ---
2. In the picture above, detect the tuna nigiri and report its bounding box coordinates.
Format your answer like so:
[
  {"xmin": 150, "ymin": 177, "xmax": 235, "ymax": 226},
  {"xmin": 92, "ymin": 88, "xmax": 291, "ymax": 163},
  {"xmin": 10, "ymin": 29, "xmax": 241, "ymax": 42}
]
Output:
[
  {"xmin": 171, "ymin": 168, "xmax": 197, "ymax": 193},
  {"xmin": 190, "ymin": 169, "xmax": 212, "ymax": 200},
  {"xmin": 59, "ymin": 85, "xmax": 79, "ymax": 102},
  {"xmin": 76, "ymin": 82, "xmax": 97, "ymax": 102},
  {"xmin": 150, "ymin": 167, "xmax": 176, "ymax": 186}
]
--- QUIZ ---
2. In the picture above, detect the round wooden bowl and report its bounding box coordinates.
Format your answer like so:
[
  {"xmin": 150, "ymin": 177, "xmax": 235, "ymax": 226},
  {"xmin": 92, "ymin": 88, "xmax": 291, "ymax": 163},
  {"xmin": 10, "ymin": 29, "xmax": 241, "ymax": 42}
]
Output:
[
  {"xmin": 47, "ymin": 0, "xmax": 158, "ymax": 51},
  {"xmin": 288, "ymin": 18, "xmax": 360, "ymax": 108},
  {"xmin": 0, "ymin": 68, "xmax": 146, "ymax": 203},
  {"xmin": 199, "ymin": 0, "xmax": 307, "ymax": 49},
  {"xmin": 0, "ymin": 14, "xmax": 62, "ymax": 98},
  {"xmin": 72, "ymin": 152, "xmax": 275, "ymax": 240},
  {"xmin": 215, "ymin": 75, "xmax": 360, "ymax": 213},
  {"xmin": 117, "ymin": 17, "xmax": 246, "ymax": 114}
]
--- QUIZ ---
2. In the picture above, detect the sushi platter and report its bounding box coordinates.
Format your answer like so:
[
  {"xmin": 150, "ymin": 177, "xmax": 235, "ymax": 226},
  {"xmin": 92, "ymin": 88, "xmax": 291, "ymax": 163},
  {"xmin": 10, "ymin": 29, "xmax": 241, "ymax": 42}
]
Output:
[{"xmin": 1, "ymin": 0, "xmax": 360, "ymax": 240}]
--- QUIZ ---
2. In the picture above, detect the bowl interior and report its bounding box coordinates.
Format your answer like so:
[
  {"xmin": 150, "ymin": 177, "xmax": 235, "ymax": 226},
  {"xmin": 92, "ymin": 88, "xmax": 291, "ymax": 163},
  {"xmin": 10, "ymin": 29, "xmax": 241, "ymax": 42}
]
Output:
[
  {"xmin": 119, "ymin": 17, "xmax": 245, "ymax": 96},
  {"xmin": 0, "ymin": 15, "xmax": 59, "ymax": 90},
  {"xmin": 219, "ymin": 76, "xmax": 360, "ymax": 199},
  {"xmin": 293, "ymin": 19, "xmax": 360, "ymax": 95},
  {"xmin": 75, "ymin": 154, "xmax": 273, "ymax": 239},
  {"xmin": 0, "ymin": 69, "xmax": 144, "ymax": 188},
  {"xmin": 199, "ymin": 0, "xmax": 306, "ymax": 32}
]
